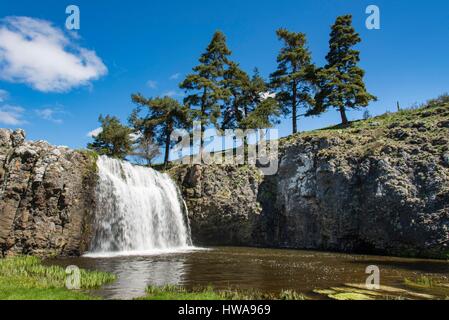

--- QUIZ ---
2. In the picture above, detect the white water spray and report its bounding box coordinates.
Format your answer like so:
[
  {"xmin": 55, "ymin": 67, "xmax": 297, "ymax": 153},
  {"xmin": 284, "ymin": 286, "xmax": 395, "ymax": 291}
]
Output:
[{"xmin": 86, "ymin": 156, "xmax": 193, "ymax": 257}]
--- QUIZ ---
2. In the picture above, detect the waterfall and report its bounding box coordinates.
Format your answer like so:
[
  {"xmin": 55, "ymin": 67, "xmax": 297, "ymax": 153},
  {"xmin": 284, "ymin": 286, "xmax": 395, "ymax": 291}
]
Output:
[{"xmin": 85, "ymin": 156, "xmax": 193, "ymax": 257}]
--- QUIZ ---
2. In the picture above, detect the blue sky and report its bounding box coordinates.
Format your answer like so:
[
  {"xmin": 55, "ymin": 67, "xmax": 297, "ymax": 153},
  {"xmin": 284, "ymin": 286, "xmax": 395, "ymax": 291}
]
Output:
[{"xmin": 0, "ymin": 0, "xmax": 448, "ymax": 150}]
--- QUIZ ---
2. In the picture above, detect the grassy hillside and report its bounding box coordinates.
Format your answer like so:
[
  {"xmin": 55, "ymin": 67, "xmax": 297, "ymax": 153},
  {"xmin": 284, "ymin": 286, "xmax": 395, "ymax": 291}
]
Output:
[{"xmin": 283, "ymin": 94, "xmax": 449, "ymax": 159}]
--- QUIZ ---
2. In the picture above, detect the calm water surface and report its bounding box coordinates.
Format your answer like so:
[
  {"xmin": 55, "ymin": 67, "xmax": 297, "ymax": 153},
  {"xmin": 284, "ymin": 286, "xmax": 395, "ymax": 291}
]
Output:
[{"xmin": 48, "ymin": 247, "xmax": 449, "ymax": 300}]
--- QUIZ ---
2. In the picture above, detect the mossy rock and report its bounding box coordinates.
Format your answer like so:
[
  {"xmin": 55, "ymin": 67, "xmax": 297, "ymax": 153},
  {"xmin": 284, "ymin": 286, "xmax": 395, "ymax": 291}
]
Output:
[
  {"xmin": 346, "ymin": 283, "xmax": 435, "ymax": 300},
  {"xmin": 313, "ymin": 289, "xmax": 336, "ymax": 296},
  {"xmin": 331, "ymin": 287, "xmax": 382, "ymax": 297},
  {"xmin": 328, "ymin": 292, "xmax": 374, "ymax": 300}
]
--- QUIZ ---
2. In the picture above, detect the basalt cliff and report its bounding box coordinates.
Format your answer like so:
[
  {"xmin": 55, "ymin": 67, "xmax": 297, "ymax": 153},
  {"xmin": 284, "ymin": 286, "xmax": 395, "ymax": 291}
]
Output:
[
  {"xmin": 0, "ymin": 129, "xmax": 96, "ymax": 257},
  {"xmin": 1, "ymin": 102, "xmax": 449, "ymax": 258},
  {"xmin": 170, "ymin": 103, "xmax": 449, "ymax": 258}
]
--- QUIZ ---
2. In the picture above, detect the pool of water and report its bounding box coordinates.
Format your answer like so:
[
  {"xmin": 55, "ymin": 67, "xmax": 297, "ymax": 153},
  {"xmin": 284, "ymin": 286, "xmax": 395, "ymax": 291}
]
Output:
[{"xmin": 47, "ymin": 247, "xmax": 449, "ymax": 300}]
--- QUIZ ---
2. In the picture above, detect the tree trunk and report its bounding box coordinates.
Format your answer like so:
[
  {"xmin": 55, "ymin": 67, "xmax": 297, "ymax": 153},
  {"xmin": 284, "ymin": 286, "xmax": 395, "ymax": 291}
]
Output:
[
  {"xmin": 292, "ymin": 82, "xmax": 298, "ymax": 134},
  {"xmin": 200, "ymin": 88, "xmax": 207, "ymax": 156},
  {"xmin": 200, "ymin": 122, "xmax": 205, "ymax": 155},
  {"xmin": 243, "ymin": 135, "xmax": 248, "ymax": 164},
  {"xmin": 339, "ymin": 106, "xmax": 349, "ymax": 125},
  {"xmin": 164, "ymin": 123, "xmax": 173, "ymax": 168}
]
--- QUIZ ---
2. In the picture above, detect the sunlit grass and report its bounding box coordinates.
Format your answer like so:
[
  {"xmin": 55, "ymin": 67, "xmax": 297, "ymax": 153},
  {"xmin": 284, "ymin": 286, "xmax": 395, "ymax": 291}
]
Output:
[
  {"xmin": 139, "ymin": 285, "xmax": 308, "ymax": 300},
  {"xmin": 0, "ymin": 256, "xmax": 116, "ymax": 300},
  {"xmin": 404, "ymin": 276, "xmax": 436, "ymax": 289}
]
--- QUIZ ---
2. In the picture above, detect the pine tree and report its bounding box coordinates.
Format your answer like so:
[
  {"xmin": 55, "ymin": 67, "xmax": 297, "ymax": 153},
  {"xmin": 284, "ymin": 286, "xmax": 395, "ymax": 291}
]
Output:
[
  {"xmin": 241, "ymin": 97, "xmax": 280, "ymax": 131},
  {"xmin": 88, "ymin": 115, "xmax": 133, "ymax": 159},
  {"xmin": 241, "ymin": 69, "xmax": 280, "ymax": 130},
  {"xmin": 270, "ymin": 29, "xmax": 315, "ymax": 134},
  {"xmin": 223, "ymin": 66, "xmax": 280, "ymax": 154},
  {"xmin": 128, "ymin": 108, "xmax": 160, "ymax": 165},
  {"xmin": 180, "ymin": 31, "xmax": 231, "ymax": 152},
  {"xmin": 313, "ymin": 15, "xmax": 376, "ymax": 125},
  {"xmin": 132, "ymin": 134, "xmax": 160, "ymax": 166},
  {"xmin": 130, "ymin": 94, "xmax": 190, "ymax": 167},
  {"xmin": 221, "ymin": 61, "xmax": 251, "ymax": 131},
  {"xmin": 222, "ymin": 66, "xmax": 274, "ymax": 124}
]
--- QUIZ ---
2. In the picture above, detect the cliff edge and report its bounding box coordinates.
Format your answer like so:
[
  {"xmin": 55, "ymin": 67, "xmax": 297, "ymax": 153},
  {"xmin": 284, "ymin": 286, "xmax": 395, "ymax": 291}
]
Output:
[
  {"xmin": 171, "ymin": 102, "xmax": 449, "ymax": 258},
  {"xmin": 0, "ymin": 129, "xmax": 96, "ymax": 257}
]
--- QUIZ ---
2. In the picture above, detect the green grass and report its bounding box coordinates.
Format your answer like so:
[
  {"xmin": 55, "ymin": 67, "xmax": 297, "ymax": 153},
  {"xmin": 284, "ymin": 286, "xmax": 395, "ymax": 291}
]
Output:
[
  {"xmin": 404, "ymin": 276, "xmax": 435, "ymax": 289},
  {"xmin": 139, "ymin": 285, "xmax": 308, "ymax": 300},
  {"xmin": 78, "ymin": 148, "xmax": 99, "ymax": 160},
  {"xmin": 0, "ymin": 256, "xmax": 116, "ymax": 300},
  {"xmin": 140, "ymin": 285, "xmax": 225, "ymax": 300},
  {"xmin": 278, "ymin": 96, "xmax": 449, "ymax": 171}
]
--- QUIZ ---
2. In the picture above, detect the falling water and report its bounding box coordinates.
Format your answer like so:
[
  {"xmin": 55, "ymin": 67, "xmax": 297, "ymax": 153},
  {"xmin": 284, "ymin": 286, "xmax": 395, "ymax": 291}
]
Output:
[{"xmin": 86, "ymin": 156, "xmax": 193, "ymax": 257}]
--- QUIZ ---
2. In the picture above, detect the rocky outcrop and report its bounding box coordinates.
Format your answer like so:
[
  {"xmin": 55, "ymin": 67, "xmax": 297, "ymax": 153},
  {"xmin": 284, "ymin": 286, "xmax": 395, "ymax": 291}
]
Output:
[
  {"xmin": 275, "ymin": 135, "xmax": 449, "ymax": 258},
  {"xmin": 1, "ymin": 103, "xmax": 448, "ymax": 259},
  {"xmin": 171, "ymin": 103, "xmax": 449, "ymax": 258},
  {"xmin": 0, "ymin": 129, "xmax": 97, "ymax": 257},
  {"xmin": 169, "ymin": 164, "xmax": 264, "ymax": 246}
]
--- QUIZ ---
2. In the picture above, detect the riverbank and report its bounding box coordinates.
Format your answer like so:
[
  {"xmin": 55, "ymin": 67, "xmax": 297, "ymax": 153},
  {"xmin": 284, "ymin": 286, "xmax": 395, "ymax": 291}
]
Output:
[
  {"xmin": 2, "ymin": 247, "xmax": 449, "ymax": 300},
  {"xmin": 139, "ymin": 285, "xmax": 307, "ymax": 300},
  {"xmin": 0, "ymin": 256, "xmax": 115, "ymax": 300},
  {"xmin": 44, "ymin": 247, "xmax": 449, "ymax": 300}
]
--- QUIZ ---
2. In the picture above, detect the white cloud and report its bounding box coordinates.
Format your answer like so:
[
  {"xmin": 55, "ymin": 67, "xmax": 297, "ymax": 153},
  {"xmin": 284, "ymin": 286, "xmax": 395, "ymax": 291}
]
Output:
[
  {"xmin": 35, "ymin": 107, "xmax": 65, "ymax": 124},
  {"xmin": 147, "ymin": 80, "xmax": 158, "ymax": 89},
  {"xmin": 0, "ymin": 16, "xmax": 107, "ymax": 92},
  {"xmin": 0, "ymin": 89, "xmax": 9, "ymax": 102},
  {"xmin": 0, "ymin": 105, "xmax": 26, "ymax": 125},
  {"xmin": 169, "ymin": 73, "xmax": 181, "ymax": 80},
  {"xmin": 86, "ymin": 127, "xmax": 140, "ymax": 141},
  {"xmin": 87, "ymin": 127, "xmax": 102, "ymax": 138},
  {"xmin": 260, "ymin": 92, "xmax": 276, "ymax": 101},
  {"xmin": 0, "ymin": 89, "xmax": 26, "ymax": 125},
  {"xmin": 129, "ymin": 132, "xmax": 142, "ymax": 142}
]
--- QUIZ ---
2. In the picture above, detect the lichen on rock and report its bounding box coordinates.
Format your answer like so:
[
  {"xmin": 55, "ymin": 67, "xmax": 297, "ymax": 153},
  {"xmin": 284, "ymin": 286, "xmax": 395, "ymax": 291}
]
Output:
[
  {"xmin": 170, "ymin": 102, "xmax": 449, "ymax": 259},
  {"xmin": 0, "ymin": 129, "xmax": 97, "ymax": 257}
]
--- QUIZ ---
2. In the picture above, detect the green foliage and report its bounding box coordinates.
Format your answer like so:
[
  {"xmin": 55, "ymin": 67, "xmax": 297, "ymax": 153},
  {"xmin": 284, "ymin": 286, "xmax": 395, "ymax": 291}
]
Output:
[
  {"xmin": 405, "ymin": 276, "xmax": 435, "ymax": 289},
  {"xmin": 424, "ymin": 93, "xmax": 449, "ymax": 108},
  {"xmin": 0, "ymin": 256, "xmax": 116, "ymax": 300},
  {"xmin": 328, "ymin": 292, "xmax": 374, "ymax": 300},
  {"xmin": 141, "ymin": 285, "xmax": 225, "ymax": 300},
  {"xmin": 222, "ymin": 66, "xmax": 280, "ymax": 133},
  {"xmin": 131, "ymin": 94, "xmax": 190, "ymax": 165},
  {"xmin": 312, "ymin": 15, "xmax": 376, "ymax": 125},
  {"xmin": 241, "ymin": 97, "xmax": 281, "ymax": 130},
  {"xmin": 221, "ymin": 62, "xmax": 251, "ymax": 130},
  {"xmin": 140, "ymin": 285, "xmax": 308, "ymax": 300},
  {"xmin": 78, "ymin": 149, "xmax": 99, "ymax": 162},
  {"xmin": 278, "ymin": 289, "xmax": 308, "ymax": 300},
  {"xmin": 270, "ymin": 28, "xmax": 315, "ymax": 133},
  {"xmin": 180, "ymin": 31, "xmax": 232, "ymax": 149},
  {"xmin": 87, "ymin": 115, "xmax": 133, "ymax": 159}
]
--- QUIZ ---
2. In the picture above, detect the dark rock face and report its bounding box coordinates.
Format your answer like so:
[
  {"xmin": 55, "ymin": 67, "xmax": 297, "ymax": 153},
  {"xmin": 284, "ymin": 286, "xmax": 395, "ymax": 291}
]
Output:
[
  {"xmin": 171, "ymin": 105, "xmax": 449, "ymax": 258},
  {"xmin": 0, "ymin": 129, "xmax": 97, "ymax": 257},
  {"xmin": 1, "ymin": 104, "xmax": 448, "ymax": 259},
  {"xmin": 169, "ymin": 165, "xmax": 263, "ymax": 246},
  {"xmin": 274, "ymin": 136, "xmax": 449, "ymax": 258}
]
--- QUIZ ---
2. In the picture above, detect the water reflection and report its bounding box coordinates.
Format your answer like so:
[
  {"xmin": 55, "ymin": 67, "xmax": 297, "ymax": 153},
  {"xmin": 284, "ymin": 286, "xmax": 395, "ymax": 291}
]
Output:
[
  {"xmin": 50, "ymin": 255, "xmax": 188, "ymax": 299},
  {"xmin": 47, "ymin": 247, "xmax": 449, "ymax": 300},
  {"xmin": 104, "ymin": 258, "xmax": 187, "ymax": 299}
]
